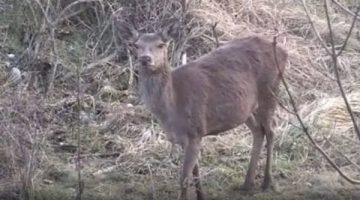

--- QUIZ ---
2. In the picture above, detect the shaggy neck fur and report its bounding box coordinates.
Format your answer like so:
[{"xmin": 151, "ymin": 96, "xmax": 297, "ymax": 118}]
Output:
[{"xmin": 139, "ymin": 62, "xmax": 175, "ymax": 122}]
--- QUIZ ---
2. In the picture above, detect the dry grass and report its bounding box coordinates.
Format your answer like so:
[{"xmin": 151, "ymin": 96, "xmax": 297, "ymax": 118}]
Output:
[{"xmin": 0, "ymin": 0, "xmax": 360, "ymax": 199}]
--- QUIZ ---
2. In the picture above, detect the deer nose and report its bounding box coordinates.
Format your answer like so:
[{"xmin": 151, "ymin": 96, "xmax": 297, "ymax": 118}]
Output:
[{"xmin": 139, "ymin": 56, "xmax": 152, "ymax": 65}]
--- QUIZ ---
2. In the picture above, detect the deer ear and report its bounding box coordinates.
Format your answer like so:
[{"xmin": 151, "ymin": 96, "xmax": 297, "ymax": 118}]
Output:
[
  {"xmin": 116, "ymin": 21, "xmax": 139, "ymax": 44},
  {"xmin": 160, "ymin": 19, "xmax": 182, "ymax": 42}
]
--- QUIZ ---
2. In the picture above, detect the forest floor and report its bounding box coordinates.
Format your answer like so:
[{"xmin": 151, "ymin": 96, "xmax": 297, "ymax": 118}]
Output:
[{"xmin": 1, "ymin": 0, "xmax": 360, "ymax": 199}]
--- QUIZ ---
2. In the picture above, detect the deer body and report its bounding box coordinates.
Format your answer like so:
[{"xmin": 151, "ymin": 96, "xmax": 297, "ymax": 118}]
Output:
[{"xmin": 119, "ymin": 22, "xmax": 287, "ymax": 200}]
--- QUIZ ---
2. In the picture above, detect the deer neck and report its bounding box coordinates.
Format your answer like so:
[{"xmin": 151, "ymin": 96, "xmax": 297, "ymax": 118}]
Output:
[{"xmin": 139, "ymin": 63, "xmax": 175, "ymax": 122}]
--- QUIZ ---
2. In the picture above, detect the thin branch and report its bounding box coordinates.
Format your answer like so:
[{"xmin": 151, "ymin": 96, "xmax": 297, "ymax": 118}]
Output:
[
  {"xmin": 324, "ymin": 0, "xmax": 360, "ymax": 141},
  {"xmin": 32, "ymin": 0, "xmax": 59, "ymax": 96},
  {"xmin": 147, "ymin": 164, "xmax": 158, "ymax": 200},
  {"xmin": 56, "ymin": 7, "xmax": 87, "ymax": 24},
  {"xmin": 84, "ymin": 53, "xmax": 116, "ymax": 70},
  {"xmin": 181, "ymin": 0, "xmax": 187, "ymax": 20},
  {"xmin": 332, "ymin": 0, "xmax": 360, "ymax": 21},
  {"xmin": 269, "ymin": 88, "xmax": 296, "ymax": 115},
  {"xmin": 272, "ymin": 36, "xmax": 360, "ymax": 185},
  {"xmin": 326, "ymin": 139, "xmax": 360, "ymax": 171},
  {"xmin": 336, "ymin": 6, "xmax": 360, "ymax": 57},
  {"xmin": 32, "ymin": 0, "xmax": 101, "ymax": 96},
  {"xmin": 47, "ymin": 27, "xmax": 59, "ymax": 97},
  {"xmin": 33, "ymin": 0, "xmax": 52, "ymax": 25},
  {"xmin": 200, "ymin": 34, "xmax": 227, "ymax": 46},
  {"xmin": 56, "ymin": 0, "xmax": 99, "ymax": 25},
  {"xmin": 69, "ymin": 152, "xmax": 121, "ymax": 160},
  {"xmin": 24, "ymin": 0, "xmax": 39, "ymax": 28},
  {"xmin": 301, "ymin": 0, "xmax": 332, "ymax": 55},
  {"xmin": 127, "ymin": 48, "xmax": 135, "ymax": 91},
  {"xmin": 75, "ymin": 60, "xmax": 84, "ymax": 200},
  {"xmin": 211, "ymin": 22, "xmax": 219, "ymax": 47}
]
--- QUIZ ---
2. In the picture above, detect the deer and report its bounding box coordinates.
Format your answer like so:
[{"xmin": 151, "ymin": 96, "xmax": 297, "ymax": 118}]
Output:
[{"xmin": 118, "ymin": 20, "xmax": 288, "ymax": 200}]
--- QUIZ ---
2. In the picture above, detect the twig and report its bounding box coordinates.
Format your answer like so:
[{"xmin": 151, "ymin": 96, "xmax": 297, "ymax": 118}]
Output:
[
  {"xmin": 301, "ymin": 0, "xmax": 332, "ymax": 55},
  {"xmin": 269, "ymin": 88, "xmax": 296, "ymax": 115},
  {"xmin": 84, "ymin": 53, "xmax": 116, "ymax": 70},
  {"xmin": 67, "ymin": 152, "xmax": 121, "ymax": 163},
  {"xmin": 71, "ymin": 152, "xmax": 121, "ymax": 160},
  {"xmin": 272, "ymin": 36, "xmax": 360, "ymax": 185},
  {"xmin": 147, "ymin": 164, "xmax": 157, "ymax": 200},
  {"xmin": 75, "ymin": 61, "xmax": 84, "ymax": 200},
  {"xmin": 336, "ymin": 6, "xmax": 360, "ymax": 57},
  {"xmin": 32, "ymin": 0, "xmax": 59, "ymax": 96},
  {"xmin": 200, "ymin": 34, "xmax": 227, "ymax": 46},
  {"xmin": 326, "ymin": 139, "xmax": 360, "ymax": 171},
  {"xmin": 33, "ymin": 0, "xmax": 52, "ymax": 26},
  {"xmin": 324, "ymin": 0, "xmax": 360, "ymax": 141},
  {"xmin": 23, "ymin": 129, "xmax": 40, "ymax": 200},
  {"xmin": 56, "ymin": 0, "xmax": 100, "ymax": 25},
  {"xmin": 127, "ymin": 48, "xmax": 135, "ymax": 91},
  {"xmin": 211, "ymin": 22, "xmax": 219, "ymax": 47},
  {"xmin": 176, "ymin": 0, "xmax": 190, "ymax": 68},
  {"xmin": 181, "ymin": 0, "xmax": 187, "ymax": 20},
  {"xmin": 289, "ymin": 121, "xmax": 303, "ymax": 130},
  {"xmin": 33, "ymin": 0, "xmax": 100, "ymax": 96},
  {"xmin": 24, "ymin": 0, "xmax": 39, "ymax": 28},
  {"xmin": 332, "ymin": 0, "xmax": 360, "ymax": 21},
  {"xmin": 47, "ymin": 26, "xmax": 59, "ymax": 97}
]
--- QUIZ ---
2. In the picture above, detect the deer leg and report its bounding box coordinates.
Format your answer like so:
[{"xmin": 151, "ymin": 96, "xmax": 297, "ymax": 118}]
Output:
[
  {"xmin": 193, "ymin": 162, "xmax": 204, "ymax": 200},
  {"xmin": 258, "ymin": 89, "xmax": 277, "ymax": 191},
  {"xmin": 179, "ymin": 139, "xmax": 201, "ymax": 200},
  {"xmin": 242, "ymin": 115, "xmax": 264, "ymax": 191},
  {"xmin": 261, "ymin": 122, "xmax": 275, "ymax": 191}
]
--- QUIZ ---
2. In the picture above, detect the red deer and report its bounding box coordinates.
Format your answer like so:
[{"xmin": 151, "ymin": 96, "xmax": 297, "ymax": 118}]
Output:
[{"xmin": 118, "ymin": 21, "xmax": 288, "ymax": 200}]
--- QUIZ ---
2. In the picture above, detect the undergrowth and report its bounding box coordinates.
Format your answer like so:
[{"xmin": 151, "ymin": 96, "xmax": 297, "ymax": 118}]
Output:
[{"xmin": 0, "ymin": 0, "xmax": 360, "ymax": 199}]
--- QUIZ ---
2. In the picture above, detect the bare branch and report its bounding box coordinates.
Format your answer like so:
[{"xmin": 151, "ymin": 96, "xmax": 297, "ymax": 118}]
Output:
[
  {"xmin": 31, "ymin": 0, "xmax": 59, "ymax": 96},
  {"xmin": 272, "ymin": 36, "xmax": 360, "ymax": 185},
  {"xmin": 181, "ymin": 0, "xmax": 187, "ymax": 19},
  {"xmin": 324, "ymin": 1, "xmax": 336, "ymax": 56},
  {"xmin": 56, "ymin": 7, "xmax": 87, "ymax": 24},
  {"xmin": 336, "ymin": 6, "xmax": 360, "ymax": 57},
  {"xmin": 211, "ymin": 22, "xmax": 219, "ymax": 47},
  {"xmin": 84, "ymin": 53, "xmax": 116, "ymax": 70},
  {"xmin": 47, "ymin": 27, "xmax": 59, "ymax": 97},
  {"xmin": 326, "ymin": 139, "xmax": 360, "ymax": 171},
  {"xmin": 75, "ymin": 60, "xmax": 84, "ymax": 200},
  {"xmin": 56, "ymin": 0, "xmax": 99, "ymax": 25},
  {"xmin": 33, "ymin": 0, "xmax": 52, "ymax": 25},
  {"xmin": 24, "ymin": 0, "xmax": 39, "ymax": 28},
  {"xmin": 147, "ymin": 164, "xmax": 158, "ymax": 200},
  {"xmin": 126, "ymin": 48, "xmax": 136, "ymax": 91},
  {"xmin": 69, "ymin": 152, "xmax": 121, "ymax": 160},
  {"xmin": 269, "ymin": 88, "xmax": 296, "ymax": 115},
  {"xmin": 332, "ymin": 0, "xmax": 360, "ymax": 21},
  {"xmin": 324, "ymin": 0, "xmax": 360, "ymax": 141},
  {"xmin": 200, "ymin": 34, "xmax": 227, "ymax": 46},
  {"xmin": 301, "ymin": 0, "xmax": 332, "ymax": 55}
]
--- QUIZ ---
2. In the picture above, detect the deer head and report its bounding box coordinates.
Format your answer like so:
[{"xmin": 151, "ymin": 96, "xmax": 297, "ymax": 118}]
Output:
[{"xmin": 118, "ymin": 20, "xmax": 181, "ymax": 73}]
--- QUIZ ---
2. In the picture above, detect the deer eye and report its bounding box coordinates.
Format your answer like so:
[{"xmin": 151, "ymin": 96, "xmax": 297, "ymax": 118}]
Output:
[{"xmin": 157, "ymin": 43, "xmax": 165, "ymax": 49}]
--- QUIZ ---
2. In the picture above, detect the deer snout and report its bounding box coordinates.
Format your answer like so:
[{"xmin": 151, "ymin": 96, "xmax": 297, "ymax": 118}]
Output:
[{"xmin": 138, "ymin": 55, "xmax": 153, "ymax": 66}]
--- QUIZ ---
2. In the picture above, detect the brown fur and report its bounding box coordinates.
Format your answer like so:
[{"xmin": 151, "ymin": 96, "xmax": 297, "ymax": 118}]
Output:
[{"xmin": 119, "ymin": 22, "xmax": 288, "ymax": 200}]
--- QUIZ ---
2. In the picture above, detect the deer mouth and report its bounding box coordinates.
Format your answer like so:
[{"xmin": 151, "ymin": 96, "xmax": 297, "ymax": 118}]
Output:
[
  {"xmin": 140, "ymin": 63, "xmax": 156, "ymax": 70},
  {"xmin": 139, "ymin": 60, "xmax": 153, "ymax": 66}
]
